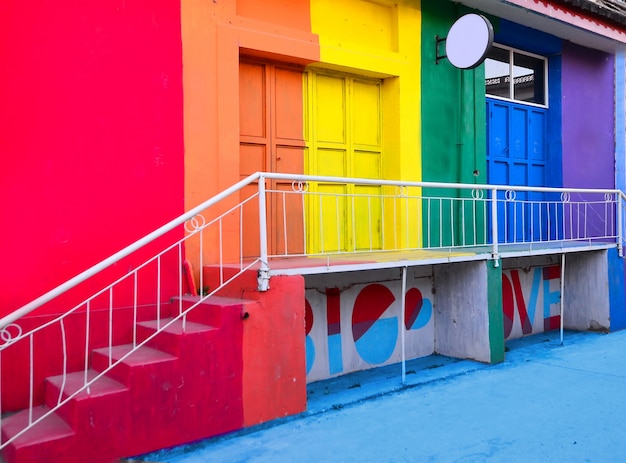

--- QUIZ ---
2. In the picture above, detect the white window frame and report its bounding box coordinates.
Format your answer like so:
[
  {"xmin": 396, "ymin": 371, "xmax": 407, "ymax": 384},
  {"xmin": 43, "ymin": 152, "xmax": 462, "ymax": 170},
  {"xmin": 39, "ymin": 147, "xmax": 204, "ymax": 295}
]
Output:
[{"xmin": 485, "ymin": 44, "xmax": 549, "ymax": 109}]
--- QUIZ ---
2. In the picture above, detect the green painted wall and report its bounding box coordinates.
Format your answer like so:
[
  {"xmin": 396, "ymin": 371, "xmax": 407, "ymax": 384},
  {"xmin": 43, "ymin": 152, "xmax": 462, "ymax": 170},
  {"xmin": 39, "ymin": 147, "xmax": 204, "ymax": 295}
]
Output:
[
  {"xmin": 487, "ymin": 261, "xmax": 505, "ymax": 363},
  {"xmin": 420, "ymin": 0, "xmax": 489, "ymax": 247}
]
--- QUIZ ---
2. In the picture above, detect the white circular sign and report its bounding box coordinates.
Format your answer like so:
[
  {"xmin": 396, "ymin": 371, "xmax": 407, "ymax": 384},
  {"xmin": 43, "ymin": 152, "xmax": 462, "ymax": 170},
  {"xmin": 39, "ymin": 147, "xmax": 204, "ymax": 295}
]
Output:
[{"xmin": 446, "ymin": 14, "xmax": 494, "ymax": 69}]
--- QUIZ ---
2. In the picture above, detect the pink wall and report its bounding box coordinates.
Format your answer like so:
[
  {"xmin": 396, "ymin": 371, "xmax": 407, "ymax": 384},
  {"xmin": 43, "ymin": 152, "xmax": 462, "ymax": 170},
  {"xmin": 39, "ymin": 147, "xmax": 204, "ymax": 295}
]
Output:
[{"xmin": 0, "ymin": 1, "xmax": 184, "ymax": 318}]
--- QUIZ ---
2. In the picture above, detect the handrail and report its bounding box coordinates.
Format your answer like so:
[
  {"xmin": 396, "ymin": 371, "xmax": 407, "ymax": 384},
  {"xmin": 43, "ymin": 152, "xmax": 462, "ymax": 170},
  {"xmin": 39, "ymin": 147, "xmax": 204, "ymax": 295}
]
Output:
[
  {"xmin": 2, "ymin": 172, "xmax": 623, "ymax": 329},
  {"xmin": 261, "ymin": 172, "xmax": 622, "ymax": 195},
  {"xmin": 0, "ymin": 172, "xmax": 262, "ymax": 329}
]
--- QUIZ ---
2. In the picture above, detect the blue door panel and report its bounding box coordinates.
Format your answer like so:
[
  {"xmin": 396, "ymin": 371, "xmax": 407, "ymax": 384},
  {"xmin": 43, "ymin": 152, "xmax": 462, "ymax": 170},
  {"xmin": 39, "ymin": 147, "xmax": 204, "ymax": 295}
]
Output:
[
  {"xmin": 511, "ymin": 108, "xmax": 528, "ymax": 160},
  {"xmin": 529, "ymin": 110, "xmax": 546, "ymax": 161},
  {"xmin": 487, "ymin": 98, "xmax": 550, "ymax": 243}
]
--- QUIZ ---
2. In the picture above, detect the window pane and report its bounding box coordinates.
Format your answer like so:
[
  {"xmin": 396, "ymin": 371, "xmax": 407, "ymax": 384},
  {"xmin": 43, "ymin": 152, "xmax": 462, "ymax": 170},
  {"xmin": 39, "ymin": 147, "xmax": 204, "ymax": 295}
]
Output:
[
  {"xmin": 485, "ymin": 46, "xmax": 510, "ymax": 99},
  {"xmin": 513, "ymin": 52, "xmax": 545, "ymax": 104}
]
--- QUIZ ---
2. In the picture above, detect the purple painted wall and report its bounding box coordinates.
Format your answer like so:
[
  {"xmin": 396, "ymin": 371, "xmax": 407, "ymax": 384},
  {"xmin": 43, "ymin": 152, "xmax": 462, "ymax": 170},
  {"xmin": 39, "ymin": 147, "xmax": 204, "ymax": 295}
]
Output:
[{"xmin": 562, "ymin": 42, "xmax": 614, "ymax": 189}]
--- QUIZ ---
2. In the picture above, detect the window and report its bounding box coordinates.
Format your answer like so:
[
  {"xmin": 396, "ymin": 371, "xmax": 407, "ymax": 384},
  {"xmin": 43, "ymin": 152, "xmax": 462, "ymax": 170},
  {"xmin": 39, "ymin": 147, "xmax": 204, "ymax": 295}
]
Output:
[{"xmin": 485, "ymin": 45, "xmax": 547, "ymax": 106}]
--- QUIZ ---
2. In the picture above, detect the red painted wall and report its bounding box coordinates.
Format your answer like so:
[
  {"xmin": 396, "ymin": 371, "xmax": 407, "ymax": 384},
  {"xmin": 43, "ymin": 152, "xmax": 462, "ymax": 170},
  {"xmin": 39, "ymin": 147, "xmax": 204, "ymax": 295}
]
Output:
[{"xmin": 0, "ymin": 1, "xmax": 184, "ymax": 319}]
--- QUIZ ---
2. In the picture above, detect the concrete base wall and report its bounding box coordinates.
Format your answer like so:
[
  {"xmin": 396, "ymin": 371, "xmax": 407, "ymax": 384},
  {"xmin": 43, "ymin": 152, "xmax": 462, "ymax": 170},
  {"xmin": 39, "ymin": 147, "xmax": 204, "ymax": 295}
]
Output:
[
  {"xmin": 564, "ymin": 250, "xmax": 611, "ymax": 331},
  {"xmin": 301, "ymin": 248, "xmax": 624, "ymax": 383},
  {"xmin": 304, "ymin": 268, "xmax": 435, "ymax": 382},
  {"xmin": 433, "ymin": 261, "xmax": 493, "ymax": 363}
]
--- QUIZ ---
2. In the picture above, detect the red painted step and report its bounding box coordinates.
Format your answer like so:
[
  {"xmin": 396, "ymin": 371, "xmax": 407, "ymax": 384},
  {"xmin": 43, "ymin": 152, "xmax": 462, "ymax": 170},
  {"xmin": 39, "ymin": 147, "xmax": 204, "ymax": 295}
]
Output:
[
  {"xmin": 1, "ymin": 295, "xmax": 250, "ymax": 463},
  {"xmin": 91, "ymin": 344, "xmax": 182, "ymax": 456},
  {"xmin": 1, "ymin": 405, "xmax": 76, "ymax": 463},
  {"xmin": 136, "ymin": 318, "xmax": 218, "ymax": 357},
  {"xmin": 44, "ymin": 369, "xmax": 129, "ymax": 427},
  {"xmin": 44, "ymin": 370, "xmax": 131, "ymax": 461}
]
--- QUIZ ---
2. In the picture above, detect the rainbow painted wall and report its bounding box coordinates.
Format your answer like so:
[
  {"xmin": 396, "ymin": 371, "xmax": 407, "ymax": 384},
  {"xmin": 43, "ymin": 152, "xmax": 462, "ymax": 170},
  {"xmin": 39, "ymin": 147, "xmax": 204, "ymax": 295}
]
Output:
[
  {"xmin": 2, "ymin": 0, "xmax": 625, "ymax": 452},
  {"xmin": 3, "ymin": 0, "xmax": 618, "ymax": 318}
]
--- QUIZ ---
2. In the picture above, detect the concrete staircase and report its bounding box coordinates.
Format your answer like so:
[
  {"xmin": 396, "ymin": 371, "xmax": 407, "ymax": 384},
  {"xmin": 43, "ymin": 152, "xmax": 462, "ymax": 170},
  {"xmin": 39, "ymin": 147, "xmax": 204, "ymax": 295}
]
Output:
[{"xmin": 1, "ymin": 296, "xmax": 256, "ymax": 463}]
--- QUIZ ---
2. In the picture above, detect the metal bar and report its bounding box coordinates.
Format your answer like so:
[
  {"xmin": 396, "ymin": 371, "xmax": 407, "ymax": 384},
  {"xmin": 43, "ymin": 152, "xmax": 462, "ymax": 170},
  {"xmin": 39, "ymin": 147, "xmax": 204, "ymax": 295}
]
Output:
[
  {"xmin": 84, "ymin": 301, "xmax": 91, "ymax": 387},
  {"xmin": 560, "ymin": 253, "xmax": 566, "ymax": 345},
  {"xmin": 439, "ymin": 199, "xmax": 443, "ymax": 247},
  {"xmin": 109, "ymin": 287, "xmax": 113, "ymax": 366},
  {"xmin": 0, "ymin": 350, "xmax": 2, "ymax": 444},
  {"xmin": 450, "ymin": 199, "xmax": 454, "ymax": 247},
  {"xmin": 133, "ymin": 272, "xmax": 137, "ymax": 348},
  {"xmin": 472, "ymin": 198, "xmax": 477, "ymax": 245},
  {"xmin": 302, "ymin": 189, "xmax": 307, "ymax": 255},
  {"xmin": 58, "ymin": 319, "xmax": 67, "ymax": 405},
  {"xmin": 219, "ymin": 218, "xmax": 224, "ymax": 286},
  {"xmin": 619, "ymin": 194, "xmax": 623, "ymax": 256},
  {"xmin": 178, "ymin": 243, "xmax": 183, "ymax": 316},
  {"xmin": 319, "ymin": 194, "xmax": 324, "ymax": 253},
  {"xmin": 393, "ymin": 195, "xmax": 398, "ymax": 249},
  {"xmin": 156, "ymin": 256, "xmax": 161, "ymax": 330},
  {"xmin": 491, "ymin": 189, "xmax": 499, "ymax": 266},
  {"xmin": 461, "ymin": 198, "xmax": 466, "ymax": 247},
  {"xmin": 368, "ymin": 196, "xmax": 372, "ymax": 251},
  {"xmin": 405, "ymin": 190, "xmax": 409, "ymax": 250},
  {"xmin": 352, "ymin": 195, "xmax": 356, "ymax": 252},
  {"xmin": 257, "ymin": 175, "xmax": 270, "ymax": 291},
  {"xmin": 427, "ymin": 198, "xmax": 431, "ymax": 247},
  {"xmin": 401, "ymin": 266, "xmax": 407, "ymax": 386},
  {"xmin": 336, "ymin": 195, "xmax": 341, "ymax": 253},
  {"xmin": 381, "ymin": 193, "xmax": 386, "ymax": 250},
  {"xmin": 282, "ymin": 192, "xmax": 288, "ymax": 255},
  {"xmin": 240, "ymin": 205, "xmax": 244, "ymax": 270},
  {"xmin": 29, "ymin": 334, "xmax": 33, "ymax": 425}
]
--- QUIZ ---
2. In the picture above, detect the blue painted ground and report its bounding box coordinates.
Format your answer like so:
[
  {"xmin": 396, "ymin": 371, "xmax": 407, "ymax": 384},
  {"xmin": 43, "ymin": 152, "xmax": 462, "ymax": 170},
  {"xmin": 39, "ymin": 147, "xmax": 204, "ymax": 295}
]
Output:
[{"xmin": 135, "ymin": 330, "xmax": 626, "ymax": 462}]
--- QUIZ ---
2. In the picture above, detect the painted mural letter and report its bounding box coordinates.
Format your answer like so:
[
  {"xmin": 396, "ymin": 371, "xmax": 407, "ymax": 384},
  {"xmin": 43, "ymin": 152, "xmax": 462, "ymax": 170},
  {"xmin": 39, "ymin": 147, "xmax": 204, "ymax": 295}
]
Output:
[
  {"xmin": 352, "ymin": 284, "xmax": 397, "ymax": 364},
  {"xmin": 543, "ymin": 266, "xmax": 561, "ymax": 331},
  {"xmin": 326, "ymin": 288, "xmax": 343, "ymax": 375},
  {"xmin": 404, "ymin": 287, "xmax": 432, "ymax": 330},
  {"xmin": 305, "ymin": 298, "xmax": 315, "ymax": 375}
]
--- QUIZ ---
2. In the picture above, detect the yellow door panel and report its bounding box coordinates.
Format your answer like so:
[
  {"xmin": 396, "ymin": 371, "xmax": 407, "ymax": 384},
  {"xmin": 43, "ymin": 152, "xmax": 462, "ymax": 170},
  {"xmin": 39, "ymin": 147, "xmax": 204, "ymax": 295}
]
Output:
[
  {"xmin": 306, "ymin": 69, "xmax": 383, "ymax": 254},
  {"xmin": 317, "ymin": 148, "xmax": 346, "ymax": 177},
  {"xmin": 317, "ymin": 183, "xmax": 347, "ymax": 253},
  {"xmin": 353, "ymin": 151, "xmax": 380, "ymax": 179},
  {"xmin": 352, "ymin": 80, "xmax": 381, "ymax": 148},
  {"xmin": 353, "ymin": 150, "xmax": 382, "ymax": 250},
  {"xmin": 354, "ymin": 185, "xmax": 382, "ymax": 251},
  {"xmin": 315, "ymin": 74, "xmax": 346, "ymax": 144}
]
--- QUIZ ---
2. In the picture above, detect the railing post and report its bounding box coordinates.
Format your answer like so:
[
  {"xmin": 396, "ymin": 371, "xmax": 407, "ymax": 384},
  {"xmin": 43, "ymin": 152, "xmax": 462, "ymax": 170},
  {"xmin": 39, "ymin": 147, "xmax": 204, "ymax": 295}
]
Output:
[
  {"xmin": 491, "ymin": 188, "xmax": 499, "ymax": 267},
  {"xmin": 618, "ymin": 193, "xmax": 624, "ymax": 257},
  {"xmin": 258, "ymin": 174, "xmax": 270, "ymax": 291}
]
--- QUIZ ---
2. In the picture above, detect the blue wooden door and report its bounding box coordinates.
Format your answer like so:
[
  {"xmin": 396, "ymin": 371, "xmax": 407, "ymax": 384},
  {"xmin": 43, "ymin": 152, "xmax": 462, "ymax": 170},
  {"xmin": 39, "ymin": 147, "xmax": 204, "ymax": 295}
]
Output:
[{"xmin": 486, "ymin": 98, "xmax": 550, "ymax": 243}]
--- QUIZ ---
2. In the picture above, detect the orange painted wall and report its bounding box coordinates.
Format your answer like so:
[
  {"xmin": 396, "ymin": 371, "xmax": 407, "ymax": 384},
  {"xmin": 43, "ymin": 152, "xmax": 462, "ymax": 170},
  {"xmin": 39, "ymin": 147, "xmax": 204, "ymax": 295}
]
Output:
[
  {"xmin": 181, "ymin": 0, "xmax": 319, "ymax": 278},
  {"xmin": 208, "ymin": 270, "xmax": 307, "ymax": 426},
  {"xmin": 242, "ymin": 274, "xmax": 307, "ymax": 426}
]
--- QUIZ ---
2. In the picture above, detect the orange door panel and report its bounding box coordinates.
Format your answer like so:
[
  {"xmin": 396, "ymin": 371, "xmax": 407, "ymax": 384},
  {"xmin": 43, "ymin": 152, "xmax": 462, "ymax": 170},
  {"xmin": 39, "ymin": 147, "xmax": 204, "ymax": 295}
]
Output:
[{"xmin": 239, "ymin": 60, "xmax": 305, "ymax": 258}]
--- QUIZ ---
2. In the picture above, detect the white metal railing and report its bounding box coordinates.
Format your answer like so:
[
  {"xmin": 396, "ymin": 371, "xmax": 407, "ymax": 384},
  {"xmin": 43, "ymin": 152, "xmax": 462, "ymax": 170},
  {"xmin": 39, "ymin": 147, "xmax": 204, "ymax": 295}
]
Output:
[
  {"xmin": 0, "ymin": 172, "xmax": 265, "ymax": 450},
  {"xmin": 259, "ymin": 173, "xmax": 623, "ymax": 262},
  {"xmin": 0, "ymin": 172, "xmax": 623, "ymax": 451}
]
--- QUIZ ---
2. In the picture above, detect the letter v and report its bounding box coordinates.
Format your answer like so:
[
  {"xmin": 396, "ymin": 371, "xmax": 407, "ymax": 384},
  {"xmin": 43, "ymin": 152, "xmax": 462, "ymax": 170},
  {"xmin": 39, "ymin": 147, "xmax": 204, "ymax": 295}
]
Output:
[{"xmin": 510, "ymin": 270, "xmax": 533, "ymax": 335}]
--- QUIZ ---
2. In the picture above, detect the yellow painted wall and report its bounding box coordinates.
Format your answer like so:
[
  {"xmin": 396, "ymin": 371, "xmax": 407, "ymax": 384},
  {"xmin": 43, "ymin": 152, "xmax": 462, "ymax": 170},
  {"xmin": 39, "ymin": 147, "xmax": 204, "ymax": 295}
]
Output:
[{"xmin": 308, "ymin": 0, "xmax": 422, "ymax": 249}]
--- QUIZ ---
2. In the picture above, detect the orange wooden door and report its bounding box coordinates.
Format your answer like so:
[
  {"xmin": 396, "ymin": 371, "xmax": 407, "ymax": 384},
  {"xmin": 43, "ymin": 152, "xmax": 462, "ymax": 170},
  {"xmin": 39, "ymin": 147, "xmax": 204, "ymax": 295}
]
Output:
[{"xmin": 239, "ymin": 60, "xmax": 305, "ymax": 258}]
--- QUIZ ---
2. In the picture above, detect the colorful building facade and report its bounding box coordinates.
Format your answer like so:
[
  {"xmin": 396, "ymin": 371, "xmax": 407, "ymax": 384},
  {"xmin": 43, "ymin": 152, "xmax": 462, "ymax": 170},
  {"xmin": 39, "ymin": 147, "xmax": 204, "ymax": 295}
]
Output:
[{"xmin": 2, "ymin": 1, "xmax": 626, "ymax": 461}]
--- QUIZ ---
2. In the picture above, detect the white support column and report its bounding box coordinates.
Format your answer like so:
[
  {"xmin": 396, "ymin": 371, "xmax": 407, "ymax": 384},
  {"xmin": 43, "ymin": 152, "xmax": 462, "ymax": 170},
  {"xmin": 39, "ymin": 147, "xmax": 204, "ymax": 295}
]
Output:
[{"xmin": 258, "ymin": 175, "xmax": 270, "ymax": 292}]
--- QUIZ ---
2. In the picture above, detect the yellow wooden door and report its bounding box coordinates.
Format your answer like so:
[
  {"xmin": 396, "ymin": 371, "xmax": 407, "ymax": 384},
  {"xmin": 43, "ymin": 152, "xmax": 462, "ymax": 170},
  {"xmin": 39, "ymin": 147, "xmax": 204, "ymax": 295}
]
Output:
[
  {"xmin": 239, "ymin": 59, "xmax": 305, "ymax": 258},
  {"xmin": 305, "ymin": 70, "xmax": 383, "ymax": 253}
]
